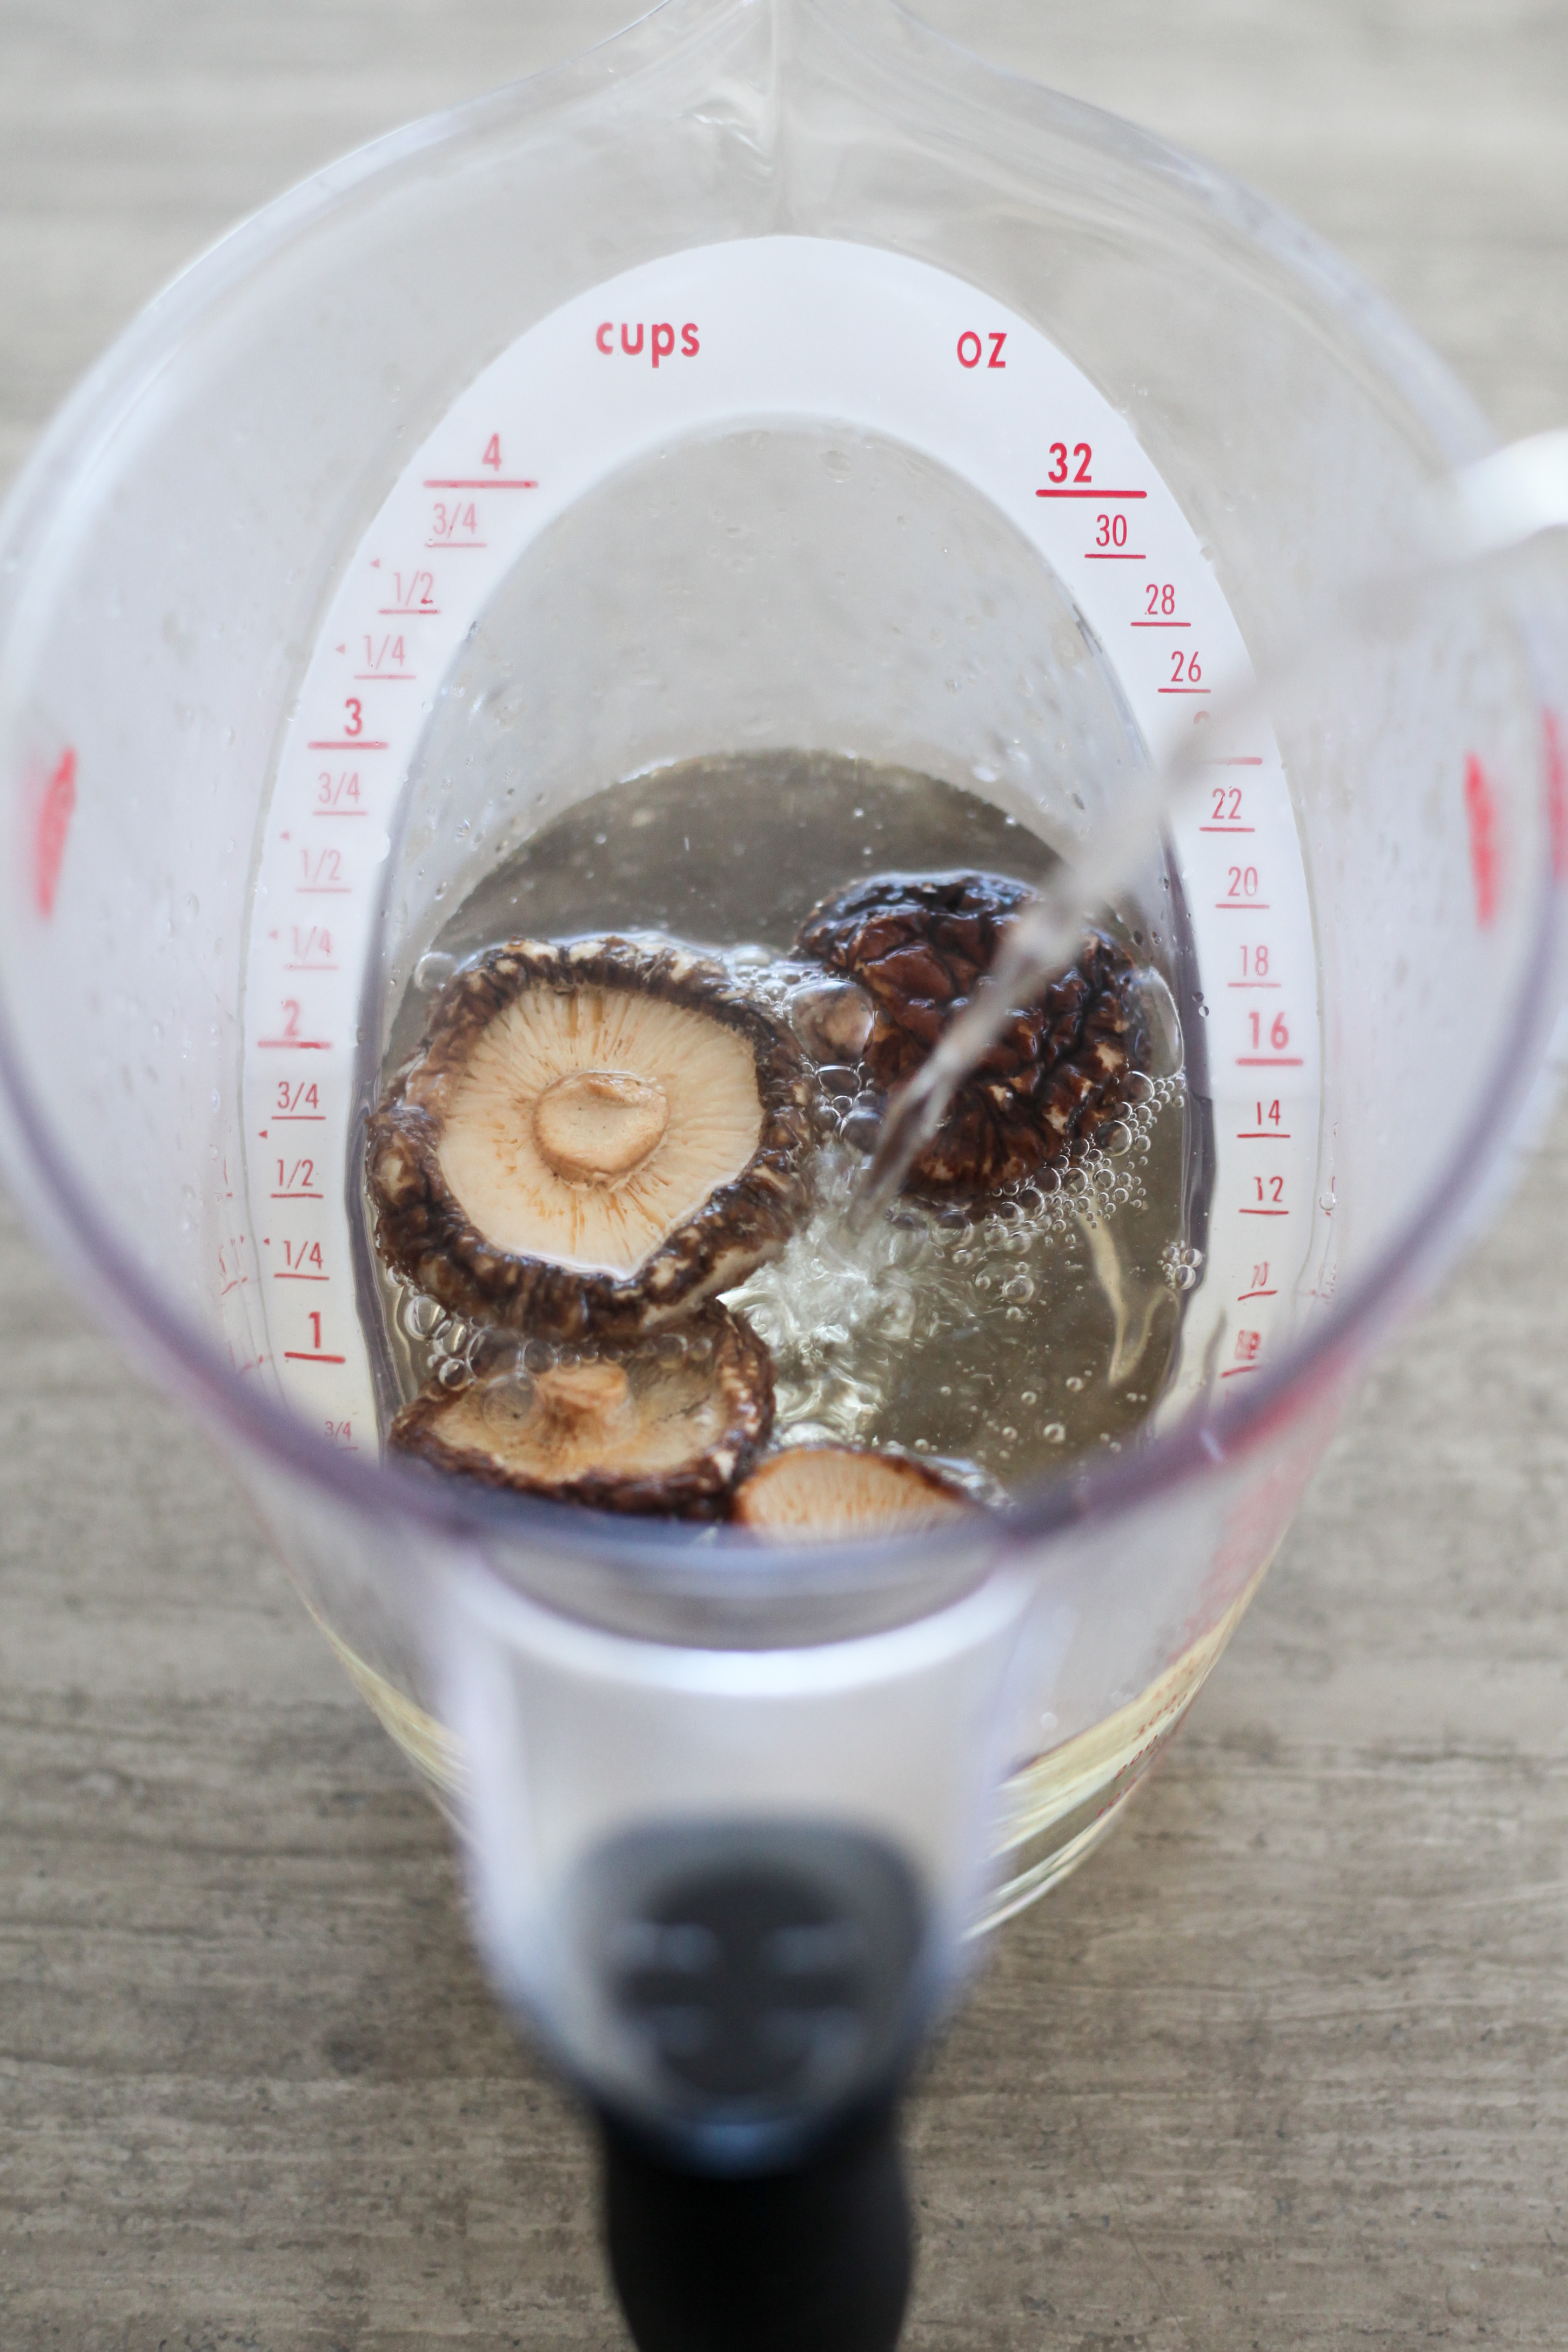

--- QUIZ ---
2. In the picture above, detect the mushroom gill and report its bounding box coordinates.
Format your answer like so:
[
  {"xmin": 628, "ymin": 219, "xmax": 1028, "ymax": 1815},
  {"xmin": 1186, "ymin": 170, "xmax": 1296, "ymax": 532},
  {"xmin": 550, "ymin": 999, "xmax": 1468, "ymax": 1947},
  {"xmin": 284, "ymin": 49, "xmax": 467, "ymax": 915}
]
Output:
[
  {"xmin": 731, "ymin": 1444, "xmax": 974, "ymax": 1539},
  {"xmin": 391, "ymin": 1308, "xmax": 774, "ymax": 1517},
  {"xmin": 367, "ymin": 936, "xmax": 817, "ymax": 1341}
]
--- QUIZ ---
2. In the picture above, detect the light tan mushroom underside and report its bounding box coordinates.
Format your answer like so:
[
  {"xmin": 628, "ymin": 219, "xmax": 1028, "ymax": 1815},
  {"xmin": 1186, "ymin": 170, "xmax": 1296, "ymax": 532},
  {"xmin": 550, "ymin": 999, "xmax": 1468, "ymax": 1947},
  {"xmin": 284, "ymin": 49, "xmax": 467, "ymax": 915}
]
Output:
[
  {"xmin": 437, "ymin": 984, "xmax": 763, "ymax": 1273},
  {"xmin": 733, "ymin": 1446, "xmax": 971, "ymax": 1538},
  {"xmin": 431, "ymin": 1358, "xmax": 736, "ymax": 1480}
]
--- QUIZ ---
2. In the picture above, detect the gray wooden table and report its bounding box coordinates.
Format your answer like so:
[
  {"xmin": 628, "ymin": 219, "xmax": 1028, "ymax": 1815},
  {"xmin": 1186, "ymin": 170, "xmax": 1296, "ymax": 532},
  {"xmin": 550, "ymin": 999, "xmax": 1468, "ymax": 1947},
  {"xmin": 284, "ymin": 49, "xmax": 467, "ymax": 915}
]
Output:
[{"xmin": 3, "ymin": 5, "xmax": 1566, "ymax": 2346}]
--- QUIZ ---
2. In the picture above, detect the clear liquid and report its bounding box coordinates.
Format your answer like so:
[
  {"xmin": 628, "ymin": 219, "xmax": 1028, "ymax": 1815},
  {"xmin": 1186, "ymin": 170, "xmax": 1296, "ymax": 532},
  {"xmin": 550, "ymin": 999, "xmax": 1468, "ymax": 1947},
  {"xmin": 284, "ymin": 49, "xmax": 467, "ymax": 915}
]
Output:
[{"xmin": 363, "ymin": 752, "xmax": 1205, "ymax": 1493}]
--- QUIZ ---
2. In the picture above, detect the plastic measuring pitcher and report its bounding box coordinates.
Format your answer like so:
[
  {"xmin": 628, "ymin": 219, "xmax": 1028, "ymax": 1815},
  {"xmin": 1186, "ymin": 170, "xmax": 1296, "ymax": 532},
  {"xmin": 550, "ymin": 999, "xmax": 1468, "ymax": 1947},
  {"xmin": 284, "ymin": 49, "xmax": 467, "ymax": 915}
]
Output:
[{"xmin": 1, "ymin": 2, "xmax": 1564, "ymax": 2342}]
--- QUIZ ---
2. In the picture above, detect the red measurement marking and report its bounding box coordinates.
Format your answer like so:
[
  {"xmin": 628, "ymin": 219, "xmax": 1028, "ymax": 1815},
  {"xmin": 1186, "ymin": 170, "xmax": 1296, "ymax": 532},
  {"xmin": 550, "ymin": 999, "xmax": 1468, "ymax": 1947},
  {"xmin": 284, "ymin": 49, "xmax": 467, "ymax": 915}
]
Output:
[
  {"xmin": 425, "ymin": 540, "xmax": 487, "ymax": 551},
  {"xmin": 1228, "ymin": 981, "xmax": 1280, "ymax": 989},
  {"xmin": 32, "ymin": 746, "xmax": 77, "ymax": 917},
  {"xmin": 1219, "ymin": 1364, "xmax": 1259, "ymax": 1379},
  {"xmin": 257, "ymin": 1037, "xmax": 332, "ymax": 1050},
  {"xmin": 272, "ymin": 1194, "xmax": 323, "ymax": 1204},
  {"xmin": 1159, "ymin": 686, "xmax": 1211, "ymax": 695},
  {"xmin": 1239, "ymin": 1207, "xmax": 1290, "ymax": 1217},
  {"xmin": 309, "ymin": 739, "xmax": 388, "ymax": 751},
  {"xmin": 1130, "ymin": 620, "xmax": 1191, "ymax": 628},
  {"xmin": 352, "ymin": 673, "xmax": 416, "ymax": 682},
  {"xmin": 1236, "ymin": 1055, "xmax": 1303, "ymax": 1067},
  {"xmin": 1464, "ymin": 752, "xmax": 1499, "ymax": 927},
  {"xmin": 1215, "ymin": 902, "xmax": 1270, "ymax": 912},
  {"xmin": 1200, "ymin": 825, "xmax": 1256, "ymax": 834},
  {"xmin": 1546, "ymin": 711, "xmax": 1567, "ymax": 880},
  {"xmin": 272, "ymin": 1114, "xmax": 325, "ymax": 1122},
  {"xmin": 1037, "ymin": 488, "xmax": 1147, "ymax": 499},
  {"xmin": 379, "ymin": 606, "xmax": 443, "ymax": 617},
  {"xmin": 423, "ymin": 478, "xmax": 538, "ymax": 489},
  {"xmin": 274, "ymin": 1271, "xmax": 329, "ymax": 1282},
  {"xmin": 1237, "ymin": 1131, "xmax": 1292, "ymax": 1141},
  {"xmin": 283, "ymin": 1350, "xmax": 347, "ymax": 1364},
  {"xmin": 1205, "ymin": 756, "xmax": 1264, "ymax": 767},
  {"xmin": 1237, "ymin": 1288, "xmax": 1278, "ymax": 1302}
]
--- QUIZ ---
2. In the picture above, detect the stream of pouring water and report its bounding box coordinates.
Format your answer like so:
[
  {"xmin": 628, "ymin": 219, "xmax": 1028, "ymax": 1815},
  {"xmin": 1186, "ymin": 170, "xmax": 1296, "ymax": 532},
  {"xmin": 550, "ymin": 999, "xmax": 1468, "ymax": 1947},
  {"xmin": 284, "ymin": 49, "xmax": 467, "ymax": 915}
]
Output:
[{"xmin": 853, "ymin": 430, "xmax": 1568, "ymax": 1229}]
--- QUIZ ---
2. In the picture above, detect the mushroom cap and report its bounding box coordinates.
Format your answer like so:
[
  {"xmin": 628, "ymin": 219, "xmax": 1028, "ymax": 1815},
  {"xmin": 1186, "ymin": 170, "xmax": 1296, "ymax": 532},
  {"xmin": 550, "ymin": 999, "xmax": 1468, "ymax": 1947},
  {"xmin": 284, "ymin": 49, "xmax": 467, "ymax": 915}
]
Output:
[
  {"xmin": 795, "ymin": 872, "xmax": 1149, "ymax": 1198},
  {"xmin": 367, "ymin": 936, "xmax": 817, "ymax": 1341},
  {"xmin": 731, "ymin": 1443, "xmax": 974, "ymax": 1538},
  {"xmin": 390, "ymin": 1308, "xmax": 774, "ymax": 1517}
]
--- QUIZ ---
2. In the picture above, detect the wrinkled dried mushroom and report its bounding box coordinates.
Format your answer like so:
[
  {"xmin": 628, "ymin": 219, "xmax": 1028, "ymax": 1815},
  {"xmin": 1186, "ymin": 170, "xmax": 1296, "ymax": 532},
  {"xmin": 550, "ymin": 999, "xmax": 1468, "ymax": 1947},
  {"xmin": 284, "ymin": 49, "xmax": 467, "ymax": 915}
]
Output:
[
  {"xmin": 795, "ymin": 871, "xmax": 1147, "ymax": 1198},
  {"xmin": 731, "ymin": 1444, "xmax": 974, "ymax": 1538},
  {"xmin": 391, "ymin": 1308, "xmax": 773, "ymax": 1516},
  {"xmin": 368, "ymin": 936, "xmax": 816, "ymax": 1341}
]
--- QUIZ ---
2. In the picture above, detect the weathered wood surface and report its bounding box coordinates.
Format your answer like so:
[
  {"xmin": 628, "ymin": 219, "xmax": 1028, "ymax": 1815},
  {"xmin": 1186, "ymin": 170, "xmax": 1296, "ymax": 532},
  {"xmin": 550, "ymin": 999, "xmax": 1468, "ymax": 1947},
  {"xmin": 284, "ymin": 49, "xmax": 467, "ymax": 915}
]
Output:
[{"xmin": 2, "ymin": 4, "xmax": 1566, "ymax": 2344}]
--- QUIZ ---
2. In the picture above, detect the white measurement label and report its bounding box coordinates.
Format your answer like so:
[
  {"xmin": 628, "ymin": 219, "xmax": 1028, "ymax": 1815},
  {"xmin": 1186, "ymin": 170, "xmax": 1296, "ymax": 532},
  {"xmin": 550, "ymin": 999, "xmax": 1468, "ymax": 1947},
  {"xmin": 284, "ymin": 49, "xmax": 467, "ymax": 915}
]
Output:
[{"xmin": 240, "ymin": 237, "xmax": 1321, "ymax": 1448}]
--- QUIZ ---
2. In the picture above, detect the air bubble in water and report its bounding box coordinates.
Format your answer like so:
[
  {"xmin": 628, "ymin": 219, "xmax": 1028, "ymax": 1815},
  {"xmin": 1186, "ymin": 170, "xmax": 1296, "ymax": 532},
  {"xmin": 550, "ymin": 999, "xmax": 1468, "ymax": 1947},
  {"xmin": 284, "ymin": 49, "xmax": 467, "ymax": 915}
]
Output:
[
  {"xmin": 399, "ymin": 1290, "xmax": 443, "ymax": 1339},
  {"xmin": 414, "ymin": 950, "xmax": 457, "ymax": 994}
]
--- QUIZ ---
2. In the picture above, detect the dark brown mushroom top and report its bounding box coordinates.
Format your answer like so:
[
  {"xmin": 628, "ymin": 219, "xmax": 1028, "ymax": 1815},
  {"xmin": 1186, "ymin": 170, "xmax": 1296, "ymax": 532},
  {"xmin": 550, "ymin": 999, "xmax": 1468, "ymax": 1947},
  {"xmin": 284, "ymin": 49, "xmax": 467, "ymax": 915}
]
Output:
[
  {"xmin": 731, "ymin": 1443, "xmax": 975, "ymax": 1539},
  {"xmin": 794, "ymin": 871, "xmax": 1148, "ymax": 1197},
  {"xmin": 391, "ymin": 1307, "xmax": 773, "ymax": 1517},
  {"xmin": 367, "ymin": 936, "xmax": 817, "ymax": 1342}
]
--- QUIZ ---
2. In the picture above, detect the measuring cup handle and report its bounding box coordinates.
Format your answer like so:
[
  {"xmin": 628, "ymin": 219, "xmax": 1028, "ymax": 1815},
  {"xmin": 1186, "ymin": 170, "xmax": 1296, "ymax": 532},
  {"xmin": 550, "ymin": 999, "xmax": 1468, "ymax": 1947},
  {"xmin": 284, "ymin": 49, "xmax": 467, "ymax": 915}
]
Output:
[{"xmin": 601, "ymin": 2094, "xmax": 912, "ymax": 2352}]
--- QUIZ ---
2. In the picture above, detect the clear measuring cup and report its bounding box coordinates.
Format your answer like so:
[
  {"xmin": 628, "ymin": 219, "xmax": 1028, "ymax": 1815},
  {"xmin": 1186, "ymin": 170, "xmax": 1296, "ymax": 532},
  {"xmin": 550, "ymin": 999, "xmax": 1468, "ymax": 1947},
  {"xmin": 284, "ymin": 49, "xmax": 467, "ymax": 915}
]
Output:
[{"xmin": 1, "ymin": 1, "xmax": 1563, "ymax": 2341}]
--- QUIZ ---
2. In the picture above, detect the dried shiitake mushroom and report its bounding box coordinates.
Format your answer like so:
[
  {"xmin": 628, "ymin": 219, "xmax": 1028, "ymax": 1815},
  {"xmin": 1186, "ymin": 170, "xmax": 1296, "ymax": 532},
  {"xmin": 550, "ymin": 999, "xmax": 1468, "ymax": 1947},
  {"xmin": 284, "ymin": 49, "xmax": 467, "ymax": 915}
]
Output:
[
  {"xmin": 731, "ymin": 1444, "xmax": 974, "ymax": 1538},
  {"xmin": 795, "ymin": 871, "xmax": 1147, "ymax": 1198},
  {"xmin": 391, "ymin": 1308, "xmax": 773, "ymax": 1517},
  {"xmin": 367, "ymin": 937, "xmax": 816, "ymax": 1341}
]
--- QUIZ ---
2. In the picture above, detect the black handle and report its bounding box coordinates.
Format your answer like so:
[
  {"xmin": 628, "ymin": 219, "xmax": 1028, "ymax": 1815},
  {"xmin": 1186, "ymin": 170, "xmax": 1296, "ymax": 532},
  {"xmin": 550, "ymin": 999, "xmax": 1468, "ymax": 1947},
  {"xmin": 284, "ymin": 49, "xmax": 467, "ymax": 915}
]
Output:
[{"xmin": 601, "ymin": 2098, "xmax": 913, "ymax": 2352}]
